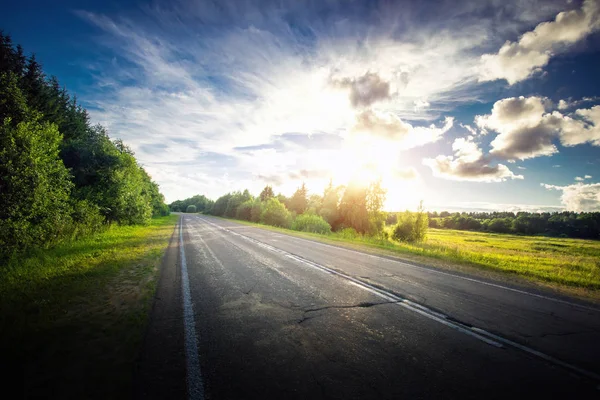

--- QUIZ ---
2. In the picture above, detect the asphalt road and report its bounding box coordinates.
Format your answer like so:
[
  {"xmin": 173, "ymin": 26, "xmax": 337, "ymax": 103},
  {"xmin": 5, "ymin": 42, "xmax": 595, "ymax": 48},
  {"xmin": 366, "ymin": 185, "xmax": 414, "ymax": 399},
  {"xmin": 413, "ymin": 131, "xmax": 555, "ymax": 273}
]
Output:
[{"xmin": 137, "ymin": 214, "xmax": 600, "ymax": 399}]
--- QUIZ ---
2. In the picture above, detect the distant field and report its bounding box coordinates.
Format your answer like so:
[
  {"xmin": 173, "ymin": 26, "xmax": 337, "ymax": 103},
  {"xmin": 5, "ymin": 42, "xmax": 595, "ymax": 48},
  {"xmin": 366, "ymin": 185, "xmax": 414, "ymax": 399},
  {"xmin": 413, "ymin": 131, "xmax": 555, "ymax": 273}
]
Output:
[
  {"xmin": 221, "ymin": 217, "xmax": 600, "ymax": 292},
  {"xmin": 0, "ymin": 215, "xmax": 178, "ymax": 399},
  {"xmin": 423, "ymin": 228, "xmax": 600, "ymax": 289}
]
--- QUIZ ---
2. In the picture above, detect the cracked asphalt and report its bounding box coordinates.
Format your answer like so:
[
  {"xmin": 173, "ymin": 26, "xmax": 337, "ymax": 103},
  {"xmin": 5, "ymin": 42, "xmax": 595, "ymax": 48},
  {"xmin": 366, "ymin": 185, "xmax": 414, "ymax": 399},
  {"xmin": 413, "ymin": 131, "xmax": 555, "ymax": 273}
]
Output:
[{"xmin": 138, "ymin": 214, "xmax": 600, "ymax": 399}]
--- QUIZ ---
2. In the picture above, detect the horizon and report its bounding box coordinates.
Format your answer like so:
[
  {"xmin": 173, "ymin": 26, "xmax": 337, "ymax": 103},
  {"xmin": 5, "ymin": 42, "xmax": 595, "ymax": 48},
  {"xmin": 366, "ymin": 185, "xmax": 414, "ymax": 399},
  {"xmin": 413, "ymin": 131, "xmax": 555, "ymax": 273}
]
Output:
[{"xmin": 3, "ymin": 0, "xmax": 600, "ymax": 212}]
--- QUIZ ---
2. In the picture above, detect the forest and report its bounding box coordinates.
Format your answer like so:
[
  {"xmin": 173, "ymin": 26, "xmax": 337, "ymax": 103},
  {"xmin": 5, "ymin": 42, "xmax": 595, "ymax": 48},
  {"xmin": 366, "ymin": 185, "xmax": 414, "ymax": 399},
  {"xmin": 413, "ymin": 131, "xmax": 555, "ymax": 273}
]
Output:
[{"xmin": 0, "ymin": 33, "xmax": 169, "ymax": 260}]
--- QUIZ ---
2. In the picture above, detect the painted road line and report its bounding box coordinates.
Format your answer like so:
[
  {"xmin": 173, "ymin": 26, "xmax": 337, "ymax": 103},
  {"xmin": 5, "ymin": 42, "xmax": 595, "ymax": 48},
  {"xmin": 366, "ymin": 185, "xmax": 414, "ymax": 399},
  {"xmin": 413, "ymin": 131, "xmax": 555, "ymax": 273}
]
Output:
[
  {"xmin": 198, "ymin": 215, "xmax": 600, "ymax": 384},
  {"xmin": 233, "ymin": 225, "xmax": 600, "ymax": 313},
  {"xmin": 179, "ymin": 217, "xmax": 205, "ymax": 400}
]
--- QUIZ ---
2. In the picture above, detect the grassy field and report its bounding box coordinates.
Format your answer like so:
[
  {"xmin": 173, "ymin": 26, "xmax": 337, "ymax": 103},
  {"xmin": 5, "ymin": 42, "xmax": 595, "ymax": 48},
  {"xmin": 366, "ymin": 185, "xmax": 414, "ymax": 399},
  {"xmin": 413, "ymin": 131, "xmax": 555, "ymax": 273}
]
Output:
[
  {"xmin": 220, "ymin": 217, "xmax": 600, "ymax": 296},
  {"xmin": 0, "ymin": 214, "xmax": 178, "ymax": 399}
]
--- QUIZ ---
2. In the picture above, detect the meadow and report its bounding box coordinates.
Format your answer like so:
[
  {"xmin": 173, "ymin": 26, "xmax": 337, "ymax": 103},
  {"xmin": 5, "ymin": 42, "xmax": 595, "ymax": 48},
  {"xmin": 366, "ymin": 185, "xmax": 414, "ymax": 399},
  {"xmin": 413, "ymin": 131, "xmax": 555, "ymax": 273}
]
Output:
[{"xmin": 0, "ymin": 215, "xmax": 178, "ymax": 399}]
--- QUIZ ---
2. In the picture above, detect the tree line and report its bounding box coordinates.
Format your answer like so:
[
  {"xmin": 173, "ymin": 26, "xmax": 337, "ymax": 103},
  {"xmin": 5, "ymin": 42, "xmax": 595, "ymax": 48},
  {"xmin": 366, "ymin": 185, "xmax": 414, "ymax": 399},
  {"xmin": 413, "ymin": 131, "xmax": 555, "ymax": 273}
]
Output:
[
  {"xmin": 170, "ymin": 180, "xmax": 430, "ymax": 243},
  {"xmin": 0, "ymin": 32, "xmax": 169, "ymax": 259},
  {"xmin": 415, "ymin": 211, "xmax": 599, "ymax": 239}
]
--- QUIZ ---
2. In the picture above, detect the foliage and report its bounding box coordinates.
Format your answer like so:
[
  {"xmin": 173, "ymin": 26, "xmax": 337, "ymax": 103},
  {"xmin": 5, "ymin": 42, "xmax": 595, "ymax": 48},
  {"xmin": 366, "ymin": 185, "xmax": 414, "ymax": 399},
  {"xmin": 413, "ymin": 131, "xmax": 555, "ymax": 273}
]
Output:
[
  {"xmin": 337, "ymin": 227, "xmax": 359, "ymax": 239},
  {"xmin": 186, "ymin": 205, "xmax": 197, "ymax": 213},
  {"xmin": 169, "ymin": 194, "xmax": 211, "ymax": 213},
  {"xmin": 291, "ymin": 213, "xmax": 331, "ymax": 234},
  {"xmin": 0, "ymin": 215, "xmax": 177, "ymax": 398},
  {"xmin": 0, "ymin": 33, "xmax": 168, "ymax": 257},
  {"xmin": 261, "ymin": 198, "xmax": 292, "ymax": 228},
  {"xmin": 338, "ymin": 181, "xmax": 370, "ymax": 233},
  {"xmin": 288, "ymin": 183, "xmax": 308, "ymax": 214},
  {"xmin": 392, "ymin": 205, "xmax": 428, "ymax": 243},
  {"xmin": 426, "ymin": 210, "xmax": 600, "ymax": 239},
  {"xmin": 250, "ymin": 200, "xmax": 264, "ymax": 222},
  {"xmin": 259, "ymin": 185, "xmax": 274, "ymax": 201},
  {"xmin": 236, "ymin": 199, "xmax": 254, "ymax": 221},
  {"xmin": 0, "ymin": 110, "xmax": 73, "ymax": 254}
]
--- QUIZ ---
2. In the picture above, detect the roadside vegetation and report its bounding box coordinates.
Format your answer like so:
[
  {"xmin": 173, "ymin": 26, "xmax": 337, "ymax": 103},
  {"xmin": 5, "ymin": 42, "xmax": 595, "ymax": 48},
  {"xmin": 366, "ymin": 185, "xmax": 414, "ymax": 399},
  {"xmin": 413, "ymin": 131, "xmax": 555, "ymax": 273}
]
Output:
[
  {"xmin": 0, "ymin": 32, "xmax": 169, "ymax": 261},
  {"xmin": 0, "ymin": 215, "xmax": 178, "ymax": 399},
  {"xmin": 1, "ymin": 33, "xmax": 173, "ymax": 398},
  {"xmin": 171, "ymin": 183, "xmax": 600, "ymax": 292}
]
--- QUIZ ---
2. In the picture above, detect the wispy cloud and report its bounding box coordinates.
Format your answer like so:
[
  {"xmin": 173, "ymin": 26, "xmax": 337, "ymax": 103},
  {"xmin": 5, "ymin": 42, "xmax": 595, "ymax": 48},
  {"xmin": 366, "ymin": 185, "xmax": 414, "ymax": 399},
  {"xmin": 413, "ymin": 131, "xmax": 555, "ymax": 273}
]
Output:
[{"xmin": 73, "ymin": 0, "xmax": 599, "ymax": 205}]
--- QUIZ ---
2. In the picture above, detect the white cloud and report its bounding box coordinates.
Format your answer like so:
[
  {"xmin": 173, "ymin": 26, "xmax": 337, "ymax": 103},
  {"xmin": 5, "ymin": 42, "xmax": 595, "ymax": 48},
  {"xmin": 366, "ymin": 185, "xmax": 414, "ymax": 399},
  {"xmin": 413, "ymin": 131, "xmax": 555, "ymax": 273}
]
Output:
[
  {"xmin": 585, "ymin": 175, "xmax": 593, "ymax": 179},
  {"xmin": 423, "ymin": 136, "xmax": 523, "ymax": 182},
  {"xmin": 575, "ymin": 175, "xmax": 593, "ymax": 181},
  {"xmin": 479, "ymin": 0, "xmax": 600, "ymax": 84},
  {"xmin": 460, "ymin": 123, "xmax": 480, "ymax": 136},
  {"xmin": 352, "ymin": 110, "xmax": 454, "ymax": 149},
  {"xmin": 542, "ymin": 182, "xmax": 600, "ymax": 211},
  {"xmin": 476, "ymin": 96, "xmax": 560, "ymax": 160},
  {"xmin": 475, "ymin": 97, "xmax": 600, "ymax": 161},
  {"xmin": 330, "ymin": 72, "xmax": 391, "ymax": 108}
]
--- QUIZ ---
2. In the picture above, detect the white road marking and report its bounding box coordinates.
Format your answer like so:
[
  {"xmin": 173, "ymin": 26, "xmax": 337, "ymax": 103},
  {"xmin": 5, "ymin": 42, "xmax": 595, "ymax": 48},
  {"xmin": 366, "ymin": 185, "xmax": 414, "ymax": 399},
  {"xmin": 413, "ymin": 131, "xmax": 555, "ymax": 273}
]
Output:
[
  {"xmin": 180, "ymin": 217, "xmax": 205, "ymax": 400},
  {"xmin": 197, "ymin": 215, "xmax": 600, "ymax": 384},
  {"xmin": 227, "ymin": 222, "xmax": 600, "ymax": 313}
]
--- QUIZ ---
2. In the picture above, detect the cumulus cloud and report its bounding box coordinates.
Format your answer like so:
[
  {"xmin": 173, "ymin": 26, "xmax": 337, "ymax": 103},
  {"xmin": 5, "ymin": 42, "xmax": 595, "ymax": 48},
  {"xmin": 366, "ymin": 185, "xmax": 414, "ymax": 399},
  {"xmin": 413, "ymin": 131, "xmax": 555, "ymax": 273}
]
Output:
[
  {"xmin": 392, "ymin": 167, "xmax": 418, "ymax": 180},
  {"xmin": 560, "ymin": 105, "xmax": 600, "ymax": 146},
  {"xmin": 476, "ymin": 96, "xmax": 560, "ymax": 160},
  {"xmin": 542, "ymin": 182, "xmax": 600, "ymax": 212},
  {"xmin": 475, "ymin": 97, "xmax": 600, "ymax": 161},
  {"xmin": 352, "ymin": 110, "xmax": 453, "ymax": 148},
  {"xmin": 480, "ymin": 0, "xmax": 600, "ymax": 84},
  {"xmin": 557, "ymin": 96, "xmax": 600, "ymax": 110},
  {"xmin": 575, "ymin": 175, "xmax": 593, "ymax": 181},
  {"xmin": 331, "ymin": 72, "xmax": 391, "ymax": 108},
  {"xmin": 423, "ymin": 136, "xmax": 523, "ymax": 182}
]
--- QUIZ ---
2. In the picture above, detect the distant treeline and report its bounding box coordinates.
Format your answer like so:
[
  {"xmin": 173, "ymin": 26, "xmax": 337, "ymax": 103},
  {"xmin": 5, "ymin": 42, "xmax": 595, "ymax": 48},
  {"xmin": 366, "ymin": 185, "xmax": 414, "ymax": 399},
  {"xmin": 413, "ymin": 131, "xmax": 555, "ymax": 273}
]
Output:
[
  {"xmin": 170, "ymin": 181, "xmax": 430, "ymax": 243},
  {"xmin": 385, "ymin": 211, "xmax": 600, "ymax": 239},
  {"xmin": 170, "ymin": 181, "xmax": 388, "ymax": 235},
  {"xmin": 0, "ymin": 32, "xmax": 169, "ymax": 258},
  {"xmin": 173, "ymin": 189, "xmax": 599, "ymax": 241}
]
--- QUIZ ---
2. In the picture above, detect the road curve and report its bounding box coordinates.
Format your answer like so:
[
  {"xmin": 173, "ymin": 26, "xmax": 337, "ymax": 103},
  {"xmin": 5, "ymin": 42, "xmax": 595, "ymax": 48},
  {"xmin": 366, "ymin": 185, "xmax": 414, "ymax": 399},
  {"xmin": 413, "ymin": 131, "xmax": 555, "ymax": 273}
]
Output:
[{"xmin": 140, "ymin": 214, "xmax": 600, "ymax": 399}]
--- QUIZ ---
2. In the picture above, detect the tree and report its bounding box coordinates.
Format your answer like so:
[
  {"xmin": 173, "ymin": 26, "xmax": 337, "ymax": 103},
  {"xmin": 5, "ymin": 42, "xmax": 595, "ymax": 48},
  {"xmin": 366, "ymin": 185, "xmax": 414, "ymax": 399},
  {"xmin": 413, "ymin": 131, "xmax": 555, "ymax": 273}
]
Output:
[
  {"xmin": 0, "ymin": 113, "xmax": 73, "ymax": 255},
  {"xmin": 259, "ymin": 185, "xmax": 274, "ymax": 202},
  {"xmin": 366, "ymin": 179, "xmax": 387, "ymax": 234},
  {"xmin": 186, "ymin": 205, "xmax": 197, "ymax": 213},
  {"xmin": 261, "ymin": 198, "xmax": 291, "ymax": 228},
  {"xmin": 338, "ymin": 181, "xmax": 370, "ymax": 233},
  {"xmin": 288, "ymin": 182, "xmax": 308, "ymax": 215},
  {"xmin": 413, "ymin": 201, "xmax": 428, "ymax": 241},
  {"xmin": 319, "ymin": 180, "xmax": 342, "ymax": 229}
]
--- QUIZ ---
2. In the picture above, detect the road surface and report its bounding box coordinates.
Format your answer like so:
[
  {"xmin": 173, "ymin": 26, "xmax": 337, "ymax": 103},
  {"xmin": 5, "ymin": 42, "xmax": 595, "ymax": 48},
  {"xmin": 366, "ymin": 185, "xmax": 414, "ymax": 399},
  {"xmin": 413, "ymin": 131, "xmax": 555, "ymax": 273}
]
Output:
[{"xmin": 137, "ymin": 214, "xmax": 600, "ymax": 399}]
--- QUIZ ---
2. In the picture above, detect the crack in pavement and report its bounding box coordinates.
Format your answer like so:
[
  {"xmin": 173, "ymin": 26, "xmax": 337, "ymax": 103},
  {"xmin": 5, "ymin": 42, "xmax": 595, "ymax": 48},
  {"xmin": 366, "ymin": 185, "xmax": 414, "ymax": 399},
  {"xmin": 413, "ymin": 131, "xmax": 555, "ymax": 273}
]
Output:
[{"xmin": 296, "ymin": 301, "xmax": 401, "ymax": 324}]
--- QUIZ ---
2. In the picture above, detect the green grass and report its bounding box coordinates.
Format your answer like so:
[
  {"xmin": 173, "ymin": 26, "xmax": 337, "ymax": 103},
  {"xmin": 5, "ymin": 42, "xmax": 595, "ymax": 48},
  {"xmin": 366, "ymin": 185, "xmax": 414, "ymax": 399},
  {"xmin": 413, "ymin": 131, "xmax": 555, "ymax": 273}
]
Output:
[
  {"xmin": 0, "ymin": 214, "xmax": 178, "ymax": 399},
  {"xmin": 219, "ymin": 217, "xmax": 600, "ymax": 294}
]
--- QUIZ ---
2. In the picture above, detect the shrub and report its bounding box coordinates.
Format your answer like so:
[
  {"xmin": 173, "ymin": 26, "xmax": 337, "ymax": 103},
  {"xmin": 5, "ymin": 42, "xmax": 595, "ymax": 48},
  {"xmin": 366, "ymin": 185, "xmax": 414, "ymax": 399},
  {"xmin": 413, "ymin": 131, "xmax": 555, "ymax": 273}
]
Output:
[
  {"xmin": 186, "ymin": 205, "xmax": 197, "ymax": 213},
  {"xmin": 236, "ymin": 200, "xmax": 253, "ymax": 221},
  {"xmin": 392, "ymin": 212, "xmax": 416, "ymax": 242},
  {"xmin": 292, "ymin": 214, "xmax": 331, "ymax": 234},
  {"xmin": 250, "ymin": 201, "xmax": 264, "ymax": 223},
  {"xmin": 338, "ymin": 227, "xmax": 359, "ymax": 239},
  {"xmin": 261, "ymin": 198, "xmax": 292, "ymax": 228}
]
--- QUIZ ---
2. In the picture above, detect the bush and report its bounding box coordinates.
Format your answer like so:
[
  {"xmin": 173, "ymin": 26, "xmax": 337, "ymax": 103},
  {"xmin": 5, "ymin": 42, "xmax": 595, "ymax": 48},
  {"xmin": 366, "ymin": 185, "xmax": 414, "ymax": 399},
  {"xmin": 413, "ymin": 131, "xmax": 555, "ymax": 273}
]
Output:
[
  {"xmin": 392, "ymin": 212, "xmax": 416, "ymax": 242},
  {"xmin": 338, "ymin": 227, "xmax": 359, "ymax": 239},
  {"xmin": 236, "ymin": 200, "xmax": 254, "ymax": 221},
  {"xmin": 292, "ymin": 214, "xmax": 331, "ymax": 234},
  {"xmin": 261, "ymin": 198, "xmax": 291, "ymax": 228},
  {"xmin": 250, "ymin": 201, "xmax": 264, "ymax": 223},
  {"xmin": 186, "ymin": 205, "xmax": 197, "ymax": 213}
]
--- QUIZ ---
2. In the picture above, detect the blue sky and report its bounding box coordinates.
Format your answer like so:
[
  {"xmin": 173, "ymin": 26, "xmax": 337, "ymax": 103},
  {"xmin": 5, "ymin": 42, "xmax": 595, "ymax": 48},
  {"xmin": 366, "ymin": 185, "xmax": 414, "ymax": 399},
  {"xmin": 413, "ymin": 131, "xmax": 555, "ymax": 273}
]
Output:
[{"xmin": 2, "ymin": 0, "xmax": 600, "ymax": 211}]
